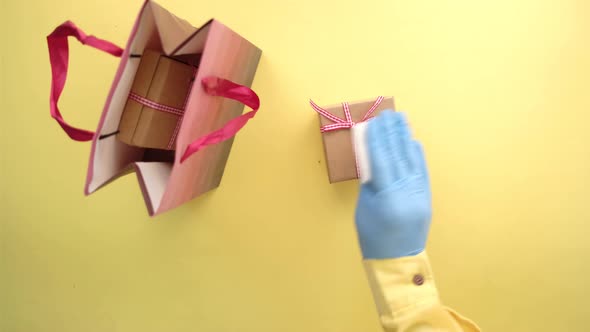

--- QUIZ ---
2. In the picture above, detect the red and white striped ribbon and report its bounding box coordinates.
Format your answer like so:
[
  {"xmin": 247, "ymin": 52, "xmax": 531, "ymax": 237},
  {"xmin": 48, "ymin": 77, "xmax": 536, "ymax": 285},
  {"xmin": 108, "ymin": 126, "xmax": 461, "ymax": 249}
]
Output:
[
  {"xmin": 128, "ymin": 92, "xmax": 185, "ymax": 116},
  {"xmin": 309, "ymin": 96, "xmax": 384, "ymax": 133},
  {"xmin": 167, "ymin": 68, "xmax": 197, "ymax": 149}
]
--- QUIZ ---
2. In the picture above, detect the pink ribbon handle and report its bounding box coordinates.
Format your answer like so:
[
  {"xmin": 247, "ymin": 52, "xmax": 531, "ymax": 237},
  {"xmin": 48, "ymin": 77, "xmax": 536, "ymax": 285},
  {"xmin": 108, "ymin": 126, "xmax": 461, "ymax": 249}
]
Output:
[
  {"xmin": 47, "ymin": 21, "xmax": 124, "ymax": 141},
  {"xmin": 180, "ymin": 76, "xmax": 260, "ymax": 163}
]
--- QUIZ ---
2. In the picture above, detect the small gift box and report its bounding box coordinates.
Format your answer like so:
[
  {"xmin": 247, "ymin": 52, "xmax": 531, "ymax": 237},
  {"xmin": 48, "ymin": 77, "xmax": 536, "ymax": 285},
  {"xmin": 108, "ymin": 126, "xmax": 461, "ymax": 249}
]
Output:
[
  {"xmin": 117, "ymin": 49, "xmax": 197, "ymax": 150},
  {"xmin": 310, "ymin": 96, "xmax": 395, "ymax": 183}
]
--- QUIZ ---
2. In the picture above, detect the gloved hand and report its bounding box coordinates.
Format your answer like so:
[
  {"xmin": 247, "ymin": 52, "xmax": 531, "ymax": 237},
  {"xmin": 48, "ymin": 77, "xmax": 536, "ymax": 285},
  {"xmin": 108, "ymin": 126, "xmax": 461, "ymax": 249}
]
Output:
[{"xmin": 355, "ymin": 111, "xmax": 432, "ymax": 259}]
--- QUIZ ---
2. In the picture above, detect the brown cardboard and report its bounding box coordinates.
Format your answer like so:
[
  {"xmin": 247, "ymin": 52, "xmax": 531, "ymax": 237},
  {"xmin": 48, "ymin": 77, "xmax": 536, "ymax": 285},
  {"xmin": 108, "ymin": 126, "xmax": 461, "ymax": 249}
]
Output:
[
  {"xmin": 117, "ymin": 49, "xmax": 196, "ymax": 150},
  {"xmin": 318, "ymin": 97, "xmax": 395, "ymax": 183}
]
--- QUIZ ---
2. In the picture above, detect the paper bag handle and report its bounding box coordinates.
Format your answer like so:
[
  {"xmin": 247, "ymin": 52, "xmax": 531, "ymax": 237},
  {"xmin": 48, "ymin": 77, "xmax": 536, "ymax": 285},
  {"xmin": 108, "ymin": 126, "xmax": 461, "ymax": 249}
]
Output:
[
  {"xmin": 47, "ymin": 21, "xmax": 123, "ymax": 141},
  {"xmin": 180, "ymin": 77, "xmax": 260, "ymax": 163}
]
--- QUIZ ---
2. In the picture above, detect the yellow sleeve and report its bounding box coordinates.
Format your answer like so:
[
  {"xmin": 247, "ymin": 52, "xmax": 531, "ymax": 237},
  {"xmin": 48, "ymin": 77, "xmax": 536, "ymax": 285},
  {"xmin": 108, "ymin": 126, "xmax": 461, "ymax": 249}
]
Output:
[{"xmin": 363, "ymin": 252, "xmax": 480, "ymax": 332}]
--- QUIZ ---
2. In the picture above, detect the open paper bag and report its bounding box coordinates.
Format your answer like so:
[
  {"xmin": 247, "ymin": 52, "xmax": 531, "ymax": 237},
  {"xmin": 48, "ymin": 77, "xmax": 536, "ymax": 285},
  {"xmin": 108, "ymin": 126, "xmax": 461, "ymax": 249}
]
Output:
[{"xmin": 47, "ymin": 0, "xmax": 262, "ymax": 216}]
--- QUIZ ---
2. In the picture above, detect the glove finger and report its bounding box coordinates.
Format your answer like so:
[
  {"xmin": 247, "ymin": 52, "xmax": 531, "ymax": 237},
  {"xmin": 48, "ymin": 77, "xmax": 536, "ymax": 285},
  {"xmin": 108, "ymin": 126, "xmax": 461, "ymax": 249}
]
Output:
[
  {"xmin": 381, "ymin": 111, "xmax": 410, "ymax": 180},
  {"xmin": 411, "ymin": 140, "xmax": 431, "ymax": 192},
  {"xmin": 367, "ymin": 111, "xmax": 397, "ymax": 191},
  {"xmin": 393, "ymin": 112, "xmax": 413, "ymax": 178}
]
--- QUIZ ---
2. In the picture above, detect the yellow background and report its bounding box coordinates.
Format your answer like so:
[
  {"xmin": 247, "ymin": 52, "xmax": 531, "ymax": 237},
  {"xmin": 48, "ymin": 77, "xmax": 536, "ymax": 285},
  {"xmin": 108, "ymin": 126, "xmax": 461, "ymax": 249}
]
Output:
[{"xmin": 2, "ymin": 0, "xmax": 589, "ymax": 331}]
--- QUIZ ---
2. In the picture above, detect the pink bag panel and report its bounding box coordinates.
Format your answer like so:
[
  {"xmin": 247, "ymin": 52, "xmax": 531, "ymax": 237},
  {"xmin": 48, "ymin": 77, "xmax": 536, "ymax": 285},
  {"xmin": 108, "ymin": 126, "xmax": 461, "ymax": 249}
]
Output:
[{"xmin": 160, "ymin": 20, "xmax": 262, "ymax": 214}]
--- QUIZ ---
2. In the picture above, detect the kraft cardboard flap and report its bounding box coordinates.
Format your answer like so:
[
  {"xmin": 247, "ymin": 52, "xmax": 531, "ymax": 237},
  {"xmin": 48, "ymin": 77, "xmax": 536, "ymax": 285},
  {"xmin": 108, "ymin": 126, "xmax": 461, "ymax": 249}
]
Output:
[
  {"xmin": 172, "ymin": 20, "xmax": 212, "ymax": 56},
  {"xmin": 150, "ymin": 1, "xmax": 197, "ymax": 55},
  {"xmin": 134, "ymin": 162, "xmax": 172, "ymax": 215}
]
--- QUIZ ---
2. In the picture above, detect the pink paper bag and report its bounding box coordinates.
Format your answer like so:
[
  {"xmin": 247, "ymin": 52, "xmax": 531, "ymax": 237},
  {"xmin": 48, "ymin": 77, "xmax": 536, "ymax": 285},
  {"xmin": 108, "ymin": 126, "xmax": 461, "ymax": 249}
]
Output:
[{"xmin": 47, "ymin": 0, "xmax": 262, "ymax": 216}]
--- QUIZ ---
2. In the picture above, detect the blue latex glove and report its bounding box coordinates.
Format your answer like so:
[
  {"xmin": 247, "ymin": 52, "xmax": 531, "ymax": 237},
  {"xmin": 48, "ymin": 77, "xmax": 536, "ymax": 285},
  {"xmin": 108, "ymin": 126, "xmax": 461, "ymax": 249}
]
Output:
[{"xmin": 355, "ymin": 111, "xmax": 432, "ymax": 259}]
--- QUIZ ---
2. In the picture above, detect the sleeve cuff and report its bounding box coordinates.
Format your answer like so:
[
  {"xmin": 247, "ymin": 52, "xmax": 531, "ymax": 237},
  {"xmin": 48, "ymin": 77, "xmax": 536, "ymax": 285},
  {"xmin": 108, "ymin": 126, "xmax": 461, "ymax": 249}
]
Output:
[{"xmin": 362, "ymin": 251, "xmax": 440, "ymax": 319}]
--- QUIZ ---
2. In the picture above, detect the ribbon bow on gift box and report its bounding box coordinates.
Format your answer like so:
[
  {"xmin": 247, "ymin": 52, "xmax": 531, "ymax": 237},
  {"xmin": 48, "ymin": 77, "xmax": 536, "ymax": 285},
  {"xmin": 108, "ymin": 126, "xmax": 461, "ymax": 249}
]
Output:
[{"xmin": 309, "ymin": 96, "xmax": 385, "ymax": 132}]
